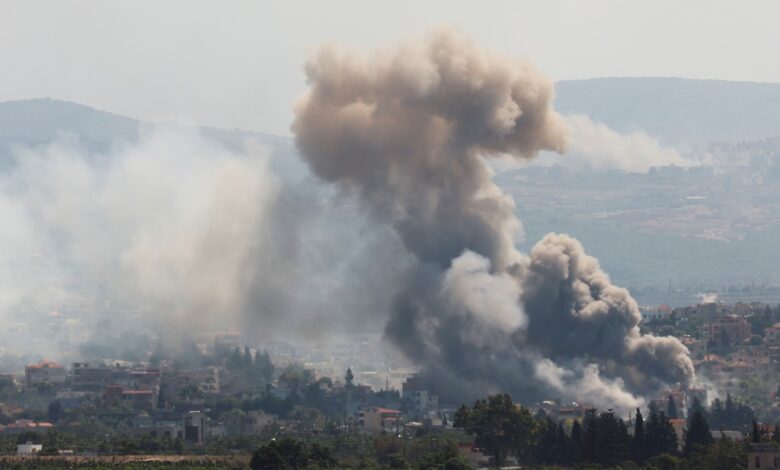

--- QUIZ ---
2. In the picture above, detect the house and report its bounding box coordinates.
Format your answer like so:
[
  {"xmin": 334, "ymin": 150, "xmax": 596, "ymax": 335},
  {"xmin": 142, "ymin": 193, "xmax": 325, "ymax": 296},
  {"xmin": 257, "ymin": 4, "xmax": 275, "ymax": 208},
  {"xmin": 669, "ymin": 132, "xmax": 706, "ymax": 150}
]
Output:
[
  {"xmin": 128, "ymin": 423, "xmax": 184, "ymax": 440},
  {"xmin": 243, "ymin": 410, "xmax": 276, "ymax": 434},
  {"xmin": 25, "ymin": 360, "xmax": 66, "ymax": 387},
  {"xmin": 765, "ymin": 324, "xmax": 780, "ymax": 345},
  {"xmin": 712, "ymin": 430, "xmax": 744, "ymax": 441},
  {"xmin": 17, "ymin": 441, "xmax": 42, "ymax": 456},
  {"xmin": 748, "ymin": 443, "xmax": 780, "ymax": 470},
  {"xmin": 103, "ymin": 385, "xmax": 155, "ymax": 411},
  {"xmin": 0, "ymin": 419, "xmax": 54, "ymax": 434},
  {"xmin": 358, "ymin": 407, "xmax": 401, "ymax": 433}
]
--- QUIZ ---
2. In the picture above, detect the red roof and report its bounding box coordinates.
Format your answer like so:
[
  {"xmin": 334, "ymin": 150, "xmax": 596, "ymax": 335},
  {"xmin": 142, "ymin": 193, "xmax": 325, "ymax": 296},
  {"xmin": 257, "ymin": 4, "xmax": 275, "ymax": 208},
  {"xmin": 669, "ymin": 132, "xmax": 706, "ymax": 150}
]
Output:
[
  {"xmin": 375, "ymin": 407, "xmax": 401, "ymax": 414},
  {"xmin": 4, "ymin": 419, "xmax": 54, "ymax": 430},
  {"xmin": 25, "ymin": 360, "xmax": 64, "ymax": 370}
]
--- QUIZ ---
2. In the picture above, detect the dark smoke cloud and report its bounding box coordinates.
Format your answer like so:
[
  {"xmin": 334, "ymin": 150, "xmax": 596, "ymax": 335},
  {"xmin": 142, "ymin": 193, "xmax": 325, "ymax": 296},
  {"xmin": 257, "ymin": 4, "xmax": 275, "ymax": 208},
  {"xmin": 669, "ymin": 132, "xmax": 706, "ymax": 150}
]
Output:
[
  {"xmin": 293, "ymin": 28, "xmax": 693, "ymax": 409},
  {"xmin": 293, "ymin": 29, "xmax": 566, "ymax": 270}
]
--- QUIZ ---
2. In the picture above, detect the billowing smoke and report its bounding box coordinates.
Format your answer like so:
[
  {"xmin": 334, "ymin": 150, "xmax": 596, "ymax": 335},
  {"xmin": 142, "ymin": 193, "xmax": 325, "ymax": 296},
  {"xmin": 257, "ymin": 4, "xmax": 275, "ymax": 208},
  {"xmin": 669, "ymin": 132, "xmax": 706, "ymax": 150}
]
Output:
[
  {"xmin": 293, "ymin": 29, "xmax": 693, "ymax": 408},
  {"xmin": 0, "ymin": 126, "xmax": 406, "ymax": 368},
  {"xmin": 0, "ymin": 128, "xmax": 281, "ymax": 361},
  {"xmin": 552, "ymin": 114, "xmax": 693, "ymax": 172}
]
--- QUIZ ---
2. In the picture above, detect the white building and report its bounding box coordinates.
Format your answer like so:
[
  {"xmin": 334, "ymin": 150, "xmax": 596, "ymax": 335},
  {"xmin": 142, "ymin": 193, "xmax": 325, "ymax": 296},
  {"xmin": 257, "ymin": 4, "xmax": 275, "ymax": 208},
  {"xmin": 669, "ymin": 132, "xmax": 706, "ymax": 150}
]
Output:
[{"xmin": 17, "ymin": 441, "xmax": 42, "ymax": 455}]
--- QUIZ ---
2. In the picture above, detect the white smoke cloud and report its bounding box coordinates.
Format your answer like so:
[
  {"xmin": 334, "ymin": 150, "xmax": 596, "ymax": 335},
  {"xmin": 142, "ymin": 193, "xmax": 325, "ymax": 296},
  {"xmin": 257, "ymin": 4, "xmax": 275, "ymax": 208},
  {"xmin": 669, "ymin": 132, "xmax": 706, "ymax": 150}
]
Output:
[
  {"xmin": 494, "ymin": 114, "xmax": 695, "ymax": 173},
  {"xmin": 0, "ymin": 127, "xmax": 280, "ymax": 363},
  {"xmin": 562, "ymin": 114, "xmax": 693, "ymax": 172},
  {"xmin": 442, "ymin": 251, "xmax": 526, "ymax": 332}
]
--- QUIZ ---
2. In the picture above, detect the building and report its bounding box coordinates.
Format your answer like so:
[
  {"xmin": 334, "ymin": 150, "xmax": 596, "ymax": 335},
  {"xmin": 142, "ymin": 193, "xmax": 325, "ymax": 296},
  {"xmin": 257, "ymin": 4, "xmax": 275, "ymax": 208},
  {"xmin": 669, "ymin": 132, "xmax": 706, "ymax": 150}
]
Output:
[
  {"xmin": 25, "ymin": 360, "xmax": 66, "ymax": 387},
  {"xmin": 640, "ymin": 304, "xmax": 673, "ymax": 322},
  {"xmin": 17, "ymin": 442, "xmax": 42, "ymax": 456},
  {"xmin": 406, "ymin": 389, "xmax": 438, "ymax": 417},
  {"xmin": 765, "ymin": 324, "xmax": 780, "ymax": 344},
  {"xmin": 703, "ymin": 315, "xmax": 751, "ymax": 345},
  {"xmin": 72, "ymin": 362, "xmax": 126, "ymax": 392},
  {"xmin": 402, "ymin": 373, "xmax": 439, "ymax": 417},
  {"xmin": 54, "ymin": 390, "xmax": 89, "ymax": 410},
  {"xmin": 0, "ymin": 419, "xmax": 54, "ymax": 434},
  {"xmin": 243, "ymin": 410, "xmax": 276, "ymax": 435},
  {"xmin": 679, "ymin": 336, "xmax": 706, "ymax": 358},
  {"xmin": 102, "ymin": 385, "xmax": 155, "ymax": 411},
  {"xmin": 214, "ymin": 332, "xmax": 243, "ymax": 353},
  {"xmin": 128, "ymin": 423, "xmax": 184, "ymax": 440},
  {"xmin": 358, "ymin": 407, "xmax": 401, "ymax": 433},
  {"xmin": 748, "ymin": 443, "xmax": 780, "ymax": 470},
  {"xmin": 184, "ymin": 411, "xmax": 206, "ymax": 444}
]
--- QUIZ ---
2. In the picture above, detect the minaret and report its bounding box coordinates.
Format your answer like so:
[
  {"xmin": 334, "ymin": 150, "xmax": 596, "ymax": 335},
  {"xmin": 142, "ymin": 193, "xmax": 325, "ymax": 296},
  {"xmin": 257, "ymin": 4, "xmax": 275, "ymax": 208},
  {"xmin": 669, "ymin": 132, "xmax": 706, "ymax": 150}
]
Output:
[{"xmin": 345, "ymin": 368, "xmax": 354, "ymax": 421}]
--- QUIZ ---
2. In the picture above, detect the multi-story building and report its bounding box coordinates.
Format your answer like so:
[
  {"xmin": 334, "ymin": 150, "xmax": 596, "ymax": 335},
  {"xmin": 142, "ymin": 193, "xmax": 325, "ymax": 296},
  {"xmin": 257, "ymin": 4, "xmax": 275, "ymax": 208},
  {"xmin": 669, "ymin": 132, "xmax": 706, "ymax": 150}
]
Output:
[
  {"xmin": 25, "ymin": 360, "xmax": 66, "ymax": 387},
  {"xmin": 702, "ymin": 315, "xmax": 751, "ymax": 345},
  {"xmin": 402, "ymin": 373, "xmax": 439, "ymax": 417}
]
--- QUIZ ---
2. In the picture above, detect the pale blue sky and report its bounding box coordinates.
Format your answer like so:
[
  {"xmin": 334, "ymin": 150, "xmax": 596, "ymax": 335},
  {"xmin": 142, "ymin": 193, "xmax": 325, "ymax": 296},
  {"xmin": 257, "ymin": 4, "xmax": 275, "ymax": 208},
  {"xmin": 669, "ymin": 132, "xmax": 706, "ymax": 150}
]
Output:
[{"xmin": 1, "ymin": 0, "xmax": 777, "ymax": 134}]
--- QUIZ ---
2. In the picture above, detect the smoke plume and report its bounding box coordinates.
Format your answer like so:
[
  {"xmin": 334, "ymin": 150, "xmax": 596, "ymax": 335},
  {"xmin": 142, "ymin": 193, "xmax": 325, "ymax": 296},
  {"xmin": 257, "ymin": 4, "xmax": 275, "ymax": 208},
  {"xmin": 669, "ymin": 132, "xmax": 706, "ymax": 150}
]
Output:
[
  {"xmin": 0, "ymin": 126, "xmax": 405, "ymax": 368},
  {"xmin": 293, "ymin": 29, "xmax": 693, "ymax": 408}
]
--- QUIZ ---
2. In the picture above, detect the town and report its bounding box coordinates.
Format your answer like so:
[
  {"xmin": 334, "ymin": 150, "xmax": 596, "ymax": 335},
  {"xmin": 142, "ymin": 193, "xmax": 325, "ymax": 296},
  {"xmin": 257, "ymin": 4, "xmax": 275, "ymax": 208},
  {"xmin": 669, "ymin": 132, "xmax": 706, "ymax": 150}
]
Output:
[{"xmin": 0, "ymin": 299, "xmax": 778, "ymax": 468}]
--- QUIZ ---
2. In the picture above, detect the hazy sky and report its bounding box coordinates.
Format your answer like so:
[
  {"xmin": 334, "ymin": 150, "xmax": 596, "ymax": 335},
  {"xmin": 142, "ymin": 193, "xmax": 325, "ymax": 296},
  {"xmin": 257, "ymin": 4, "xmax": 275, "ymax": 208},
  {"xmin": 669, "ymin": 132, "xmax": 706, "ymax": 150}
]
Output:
[{"xmin": 2, "ymin": 1, "xmax": 778, "ymax": 135}]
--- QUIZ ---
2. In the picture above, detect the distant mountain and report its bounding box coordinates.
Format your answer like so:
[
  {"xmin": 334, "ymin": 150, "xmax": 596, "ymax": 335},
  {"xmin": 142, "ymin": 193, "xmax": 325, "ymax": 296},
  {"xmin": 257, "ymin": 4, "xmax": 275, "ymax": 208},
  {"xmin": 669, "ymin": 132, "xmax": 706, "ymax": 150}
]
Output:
[
  {"xmin": 0, "ymin": 98, "xmax": 140, "ymax": 152},
  {"xmin": 0, "ymin": 98, "xmax": 308, "ymax": 181},
  {"xmin": 556, "ymin": 77, "xmax": 780, "ymax": 147},
  {"xmin": 4, "ymin": 88, "xmax": 780, "ymax": 303}
]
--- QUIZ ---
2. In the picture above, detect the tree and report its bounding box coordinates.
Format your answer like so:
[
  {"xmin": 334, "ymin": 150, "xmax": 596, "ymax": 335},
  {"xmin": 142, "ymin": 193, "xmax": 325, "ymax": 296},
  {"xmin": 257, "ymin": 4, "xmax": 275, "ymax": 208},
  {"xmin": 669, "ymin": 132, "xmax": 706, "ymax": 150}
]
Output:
[
  {"xmin": 244, "ymin": 346, "xmax": 253, "ymax": 368},
  {"xmin": 307, "ymin": 442, "xmax": 337, "ymax": 468},
  {"xmin": 648, "ymin": 400, "xmax": 660, "ymax": 417},
  {"xmin": 631, "ymin": 407, "xmax": 646, "ymax": 462},
  {"xmin": 227, "ymin": 347, "xmax": 243, "ymax": 369},
  {"xmin": 667, "ymin": 394, "xmax": 679, "ymax": 419},
  {"xmin": 47, "ymin": 400, "xmax": 64, "ymax": 423},
  {"xmin": 454, "ymin": 393, "xmax": 538, "ymax": 466},
  {"xmin": 694, "ymin": 436, "xmax": 747, "ymax": 470},
  {"xmin": 684, "ymin": 409, "xmax": 713, "ymax": 455},
  {"xmin": 687, "ymin": 397, "xmax": 707, "ymax": 428},
  {"xmin": 250, "ymin": 437, "xmax": 336, "ymax": 470},
  {"xmin": 442, "ymin": 457, "xmax": 471, "ymax": 470},
  {"xmin": 570, "ymin": 419, "xmax": 583, "ymax": 463},
  {"xmin": 251, "ymin": 445, "xmax": 288, "ymax": 470},
  {"xmin": 581, "ymin": 410, "xmax": 630, "ymax": 466},
  {"xmin": 725, "ymin": 393, "xmax": 735, "ymax": 426},
  {"xmin": 646, "ymin": 411, "xmax": 678, "ymax": 458},
  {"xmin": 255, "ymin": 350, "xmax": 275, "ymax": 382},
  {"xmin": 536, "ymin": 417, "xmax": 568, "ymax": 465},
  {"xmin": 752, "ymin": 420, "xmax": 762, "ymax": 443}
]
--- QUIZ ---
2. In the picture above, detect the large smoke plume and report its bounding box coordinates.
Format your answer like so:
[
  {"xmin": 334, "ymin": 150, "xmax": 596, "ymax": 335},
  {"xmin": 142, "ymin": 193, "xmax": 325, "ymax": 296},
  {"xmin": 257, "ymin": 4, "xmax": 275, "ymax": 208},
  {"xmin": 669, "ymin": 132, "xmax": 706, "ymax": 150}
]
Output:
[
  {"xmin": 0, "ymin": 127, "xmax": 405, "ymax": 368},
  {"xmin": 293, "ymin": 29, "xmax": 694, "ymax": 408}
]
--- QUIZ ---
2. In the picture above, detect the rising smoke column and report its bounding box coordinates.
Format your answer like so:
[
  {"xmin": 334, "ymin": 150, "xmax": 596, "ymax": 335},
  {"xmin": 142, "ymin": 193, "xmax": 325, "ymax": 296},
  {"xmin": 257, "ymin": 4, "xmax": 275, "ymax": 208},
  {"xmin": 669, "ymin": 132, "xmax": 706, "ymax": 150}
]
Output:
[{"xmin": 293, "ymin": 29, "xmax": 693, "ymax": 408}]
